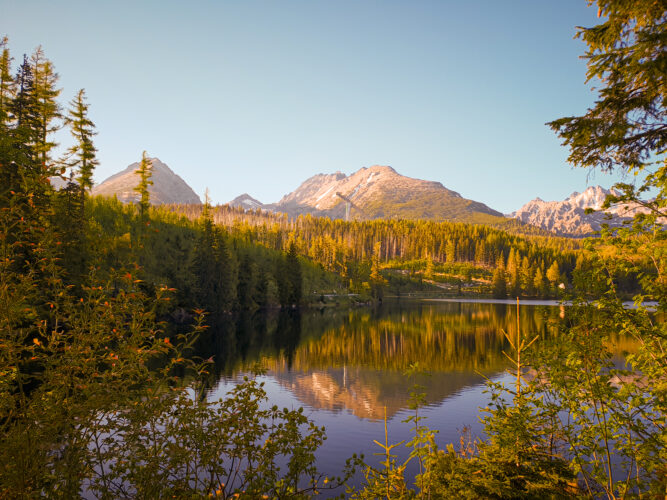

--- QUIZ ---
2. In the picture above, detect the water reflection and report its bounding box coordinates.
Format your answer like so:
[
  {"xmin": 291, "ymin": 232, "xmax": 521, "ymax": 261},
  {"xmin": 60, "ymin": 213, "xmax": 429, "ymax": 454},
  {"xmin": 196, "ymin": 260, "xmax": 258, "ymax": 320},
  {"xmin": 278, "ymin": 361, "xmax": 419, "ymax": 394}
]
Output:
[{"xmin": 196, "ymin": 301, "xmax": 565, "ymax": 419}]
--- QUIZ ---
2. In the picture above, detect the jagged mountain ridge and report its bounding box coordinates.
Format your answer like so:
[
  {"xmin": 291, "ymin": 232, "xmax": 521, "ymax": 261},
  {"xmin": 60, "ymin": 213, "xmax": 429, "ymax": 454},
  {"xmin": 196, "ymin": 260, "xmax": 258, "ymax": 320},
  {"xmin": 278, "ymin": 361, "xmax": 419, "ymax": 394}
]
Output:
[
  {"xmin": 92, "ymin": 158, "xmax": 201, "ymax": 205},
  {"xmin": 232, "ymin": 165, "xmax": 505, "ymax": 223},
  {"xmin": 509, "ymin": 186, "xmax": 648, "ymax": 236}
]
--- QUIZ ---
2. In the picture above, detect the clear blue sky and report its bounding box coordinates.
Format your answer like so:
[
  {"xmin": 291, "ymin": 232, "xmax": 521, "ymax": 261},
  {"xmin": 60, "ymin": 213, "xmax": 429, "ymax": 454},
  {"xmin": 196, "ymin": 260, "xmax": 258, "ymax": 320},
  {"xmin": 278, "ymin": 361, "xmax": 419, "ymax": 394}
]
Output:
[{"xmin": 2, "ymin": 0, "xmax": 628, "ymax": 213}]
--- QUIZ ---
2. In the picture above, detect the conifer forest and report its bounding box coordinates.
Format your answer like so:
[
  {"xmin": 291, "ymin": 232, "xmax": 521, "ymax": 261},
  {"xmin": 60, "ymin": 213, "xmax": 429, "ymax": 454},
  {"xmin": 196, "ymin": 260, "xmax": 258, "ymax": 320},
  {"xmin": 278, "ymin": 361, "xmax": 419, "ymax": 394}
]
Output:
[{"xmin": 0, "ymin": 1, "xmax": 665, "ymax": 498}]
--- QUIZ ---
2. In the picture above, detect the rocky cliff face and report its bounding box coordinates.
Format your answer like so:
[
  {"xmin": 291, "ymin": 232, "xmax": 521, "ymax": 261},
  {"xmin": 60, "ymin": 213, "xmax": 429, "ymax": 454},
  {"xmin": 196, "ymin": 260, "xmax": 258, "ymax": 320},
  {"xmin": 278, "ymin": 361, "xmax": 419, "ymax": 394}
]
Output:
[
  {"xmin": 509, "ymin": 186, "xmax": 647, "ymax": 236},
  {"xmin": 92, "ymin": 158, "xmax": 201, "ymax": 205},
  {"xmin": 255, "ymin": 165, "xmax": 504, "ymax": 223}
]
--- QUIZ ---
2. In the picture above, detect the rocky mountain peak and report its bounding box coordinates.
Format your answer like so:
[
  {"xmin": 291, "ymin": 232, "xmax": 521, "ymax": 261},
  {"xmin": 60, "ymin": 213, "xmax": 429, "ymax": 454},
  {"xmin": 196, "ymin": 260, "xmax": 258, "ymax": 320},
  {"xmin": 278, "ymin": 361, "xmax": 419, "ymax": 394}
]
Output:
[
  {"xmin": 509, "ymin": 185, "xmax": 645, "ymax": 236},
  {"xmin": 228, "ymin": 193, "xmax": 264, "ymax": 210},
  {"xmin": 92, "ymin": 157, "xmax": 201, "ymax": 205},
  {"xmin": 264, "ymin": 165, "xmax": 503, "ymax": 222}
]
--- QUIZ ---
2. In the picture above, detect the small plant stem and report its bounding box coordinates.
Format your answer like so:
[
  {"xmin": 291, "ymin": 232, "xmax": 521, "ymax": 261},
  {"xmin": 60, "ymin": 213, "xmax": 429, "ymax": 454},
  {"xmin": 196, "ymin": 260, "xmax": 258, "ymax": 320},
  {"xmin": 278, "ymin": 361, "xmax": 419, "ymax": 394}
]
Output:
[
  {"xmin": 516, "ymin": 297, "xmax": 521, "ymax": 398},
  {"xmin": 384, "ymin": 406, "xmax": 390, "ymax": 500}
]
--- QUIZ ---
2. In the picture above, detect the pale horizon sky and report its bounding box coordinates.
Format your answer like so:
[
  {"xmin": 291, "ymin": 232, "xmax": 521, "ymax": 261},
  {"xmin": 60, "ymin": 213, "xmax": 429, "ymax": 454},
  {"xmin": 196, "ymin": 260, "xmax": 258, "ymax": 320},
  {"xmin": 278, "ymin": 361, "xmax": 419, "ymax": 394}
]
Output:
[{"xmin": 2, "ymin": 0, "xmax": 631, "ymax": 213}]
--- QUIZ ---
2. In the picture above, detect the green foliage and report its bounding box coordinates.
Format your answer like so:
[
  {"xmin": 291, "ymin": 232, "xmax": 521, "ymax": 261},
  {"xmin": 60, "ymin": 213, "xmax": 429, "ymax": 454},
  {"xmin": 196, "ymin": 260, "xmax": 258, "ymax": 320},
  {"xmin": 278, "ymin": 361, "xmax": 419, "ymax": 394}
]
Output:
[
  {"xmin": 83, "ymin": 373, "xmax": 359, "ymax": 499},
  {"xmin": 351, "ymin": 303, "xmax": 576, "ymax": 499},
  {"xmin": 352, "ymin": 364, "xmax": 439, "ymax": 500},
  {"xmin": 547, "ymin": 1, "xmax": 665, "ymax": 173},
  {"xmin": 492, "ymin": 266, "xmax": 508, "ymax": 299},
  {"xmin": 30, "ymin": 46, "xmax": 61, "ymax": 167},
  {"xmin": 542, "ymin": 1, "xmax": 667, "ymax": 496},
  {"xmin": 285, "ymin": 240, "xmax": 303, "ymax": 306},
  {"xmin": 168, "ymin": 204, "xmax": 583, "ymax": 298},
  {"xmin": 65, "ymin": 88, "xmax": 97, "ymax": 191},
  {"xmin": 134, "ymin": 150, "xmax": 153, "ymax": 220},
  {"xmin": 0, "ymin": 40, "xmax": 360, "ymax": 499},
  {"xmin": 0, "ymin": 36, "xmax": 15, "ymax": 129}
]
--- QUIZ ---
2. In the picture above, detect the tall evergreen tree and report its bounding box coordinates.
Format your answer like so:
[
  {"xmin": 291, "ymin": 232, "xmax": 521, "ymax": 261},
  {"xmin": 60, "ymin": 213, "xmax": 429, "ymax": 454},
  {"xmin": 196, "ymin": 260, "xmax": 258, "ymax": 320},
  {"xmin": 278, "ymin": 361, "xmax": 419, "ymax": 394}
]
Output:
[
  {"xmin": 4, "ymin": 54, "xmax": 53, "ymax": 224},
  {"xmin": 134, "ymin": 151, "xmax": 153, "ymax": 219},
  {"xmin": 10, "ymin": 55, "xmax": 40, "ymax": 153},
  {"xmin": 30, "ymin": 46, "xmax": 60, "ymax": 168},
  {"xmin": 0, "ymin": 36, "xmax": 14, "ymax": 129},
  {"xmin": 491, "ymin": 266, "xmax": 507, "ymax": 299},
  {"xmin": 191, "ymin": 193, "xmax": 217, "ymax": 310},
  {"xmin": 285, "ymin": 241, "xmax": 302, "ymax": 306},
  {"xmin": 236, "ymin": 252, "xmax": 256, "ymax": 309},
  {"xmin": 533, "ymin": 267, "xmax": 547, "ymax": 298},
  {"xmin": 217, "ymin": 232, "xmax": 237, "ymax": 307},
  {"xmin": 66, "ymin": 89, "xmax": 97, "ymax": 191}
]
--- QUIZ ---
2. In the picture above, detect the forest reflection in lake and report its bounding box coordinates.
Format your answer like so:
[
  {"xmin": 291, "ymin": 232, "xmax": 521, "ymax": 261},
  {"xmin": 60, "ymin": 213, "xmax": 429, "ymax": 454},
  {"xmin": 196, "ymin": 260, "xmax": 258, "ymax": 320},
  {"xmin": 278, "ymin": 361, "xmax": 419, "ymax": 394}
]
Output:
[{"xmin": 193, "ymin": 300, "xmax": 590, "ymax": 488}]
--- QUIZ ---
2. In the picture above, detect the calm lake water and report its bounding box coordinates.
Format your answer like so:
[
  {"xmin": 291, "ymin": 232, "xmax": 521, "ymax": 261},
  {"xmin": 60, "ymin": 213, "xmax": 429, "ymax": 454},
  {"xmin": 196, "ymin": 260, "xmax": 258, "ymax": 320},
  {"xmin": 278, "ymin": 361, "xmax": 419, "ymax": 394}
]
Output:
[{"xmin": 194, "ymin": 299, "xmax": 581, "ymax": 492}]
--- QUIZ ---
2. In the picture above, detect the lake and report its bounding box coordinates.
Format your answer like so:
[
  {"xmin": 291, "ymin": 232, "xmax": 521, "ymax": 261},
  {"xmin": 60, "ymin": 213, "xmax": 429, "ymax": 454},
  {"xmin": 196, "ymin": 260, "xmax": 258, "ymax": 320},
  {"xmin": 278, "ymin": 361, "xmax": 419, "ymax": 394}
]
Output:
[{"xmin": 194, "ymin": 299, "xmax": 575, "ymax": 493}]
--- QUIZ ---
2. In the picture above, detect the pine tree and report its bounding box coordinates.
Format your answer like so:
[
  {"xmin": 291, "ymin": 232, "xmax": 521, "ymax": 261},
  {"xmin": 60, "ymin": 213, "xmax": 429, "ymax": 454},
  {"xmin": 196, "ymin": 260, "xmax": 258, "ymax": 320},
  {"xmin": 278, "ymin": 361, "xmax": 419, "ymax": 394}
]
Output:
[
  {"xmin": 425, "ymin": 256, "xmax": 435, "ymax": 280},
  {"xmin": 134, "ymin": 151, "xmax": 153, "ymax": 219},
  {"xmin": 214, "ymin": 228, "xmax": 237, "ymax": 310},
  {"xmin": 236, "ymin": 252, "xmax": 256, "ymax": 309},
  {"xmin": 285, "ymin": 241, "xmax": 302, "ymax": 306},
  {"xmin": 533, "ymin": 267, "xmax": 547, "ymax": 299},
  {"xmin": 369, "ymin": 241, "xmax": 386, "ymax": 299},
  {"xmin": 491, "ymin": 266, "xmax": 507, "ymax": 299},
  {"xmin": 10, "ymin": 55, "xmax": 40, "ymax": 154},
  {"xmin": 445, "ymin": 239, "xmax": 456, "ymax": 263},
  {"xmin": 30, "ymin": 46, "xmax": 60, "ymax": 168},
  {"xmin": 506, "ymin": 249, "xmax": 521, "ymax": 298},
  {"xmin": 191, "ymin": 193, "xmax": 218, "ymax": 311},
  {"xmin": 546, "ymin": 261, "xmax": 560, "ymax": 295},
  {"xmin": 0, "ymin": 36, "xmax": 14, "ymax": 129},
  {"xmin": 520, "ymin": 257, "xmax": 534, "ymax": 296},
  {"xmin": 66, "ymin": 89, "xmax": 97, "ymax": 191},
  {"xmin": 4, "ymin": 54, "xmax": 53, "ymax": 236},
  {"xmin": 53, "ymin": 175, "xmax": 86, "ymax": 281}
]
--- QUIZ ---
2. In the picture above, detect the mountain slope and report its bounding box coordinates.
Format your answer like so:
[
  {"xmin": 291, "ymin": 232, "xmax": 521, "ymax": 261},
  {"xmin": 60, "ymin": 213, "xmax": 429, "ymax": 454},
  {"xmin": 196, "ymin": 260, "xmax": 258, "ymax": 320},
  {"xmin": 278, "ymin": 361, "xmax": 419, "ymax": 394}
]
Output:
[
  {"xmin": 264, "ymin": 165, "xmax": 504, "ymax": 223},
  {"xmin": 509, "ymin": 186, "xmax": 648, "ymax": 236},
  {"xmin": 92, "ymin": 158, "xmax": 201, "ymax": 205}
]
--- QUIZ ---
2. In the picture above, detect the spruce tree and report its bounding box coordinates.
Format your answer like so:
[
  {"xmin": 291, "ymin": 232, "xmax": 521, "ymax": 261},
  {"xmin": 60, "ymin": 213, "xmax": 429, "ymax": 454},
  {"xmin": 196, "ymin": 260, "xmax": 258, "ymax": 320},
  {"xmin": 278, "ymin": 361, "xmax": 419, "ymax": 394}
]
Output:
[
  {"xmin": 214, "ymin": 227, "xmax": 237, "ymax": 311},
  {"xmin": 10, "ymin": 55, "xmax": 40, "ymax": 154},
  {"xmin": 134, "ymin": 151, "xmax": 153, "ymax": 219},
  {"xmin": 520, "ymin": 257, "xmax": 534, "ymax": 296},
  {"xmin": 285, "ymin": 241, "xmax": 302, "ymax": 306},
  {"xmin": 0, "ymin": 36, "xmax": 14, "ymax": 129},
  {"xmin": 491, "ymin": 266, "xmax": 507, "ymax": 299},
  {"xmin": 66, "ymin": 89, "xmax": 97, "ymax": 191},
  {"xmin": 236, "ymin": 252, "xmax": 256, "ymax": 309},
  {"xmin": 532, "ymin": 267, "xmax": 547, "ymax": 299},
  {"xmin": 191, "ymin": 194, "xmax": 217, "ymax": 311},
  {"xmin": 30, "ymin": 46, "xmax": 60, "ymax": 168},
  {"xmin": 4, "ymin": 54, "xmax": 53, "ymax": 243}
]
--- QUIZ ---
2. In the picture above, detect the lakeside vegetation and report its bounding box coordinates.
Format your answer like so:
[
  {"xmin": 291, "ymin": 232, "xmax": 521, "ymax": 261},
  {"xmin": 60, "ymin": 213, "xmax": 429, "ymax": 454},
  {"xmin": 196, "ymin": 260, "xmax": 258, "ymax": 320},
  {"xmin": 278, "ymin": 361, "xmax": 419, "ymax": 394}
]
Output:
[
  {"xmin": 168, "ymin": 203, "xmax": 586, "ymax": 300},
  {"xmin": 1, "ymin": 0, "xmax": 665, "ymax": 497}
]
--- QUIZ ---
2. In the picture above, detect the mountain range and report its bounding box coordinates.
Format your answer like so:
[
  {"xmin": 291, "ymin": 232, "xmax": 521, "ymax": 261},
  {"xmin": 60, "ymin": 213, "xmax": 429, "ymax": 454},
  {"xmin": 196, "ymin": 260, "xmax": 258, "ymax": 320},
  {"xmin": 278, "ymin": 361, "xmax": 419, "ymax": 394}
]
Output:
[
  {"xmin": 230, "ymin": 165, "xmax": 505, "ymax": 224},
  {"xmin": 92, "ymin": 159, "xmax": 648, "ymax": 236},
  {"xmin": 508, "ymin": 186, "xmax": 647, "ymax": 236}
]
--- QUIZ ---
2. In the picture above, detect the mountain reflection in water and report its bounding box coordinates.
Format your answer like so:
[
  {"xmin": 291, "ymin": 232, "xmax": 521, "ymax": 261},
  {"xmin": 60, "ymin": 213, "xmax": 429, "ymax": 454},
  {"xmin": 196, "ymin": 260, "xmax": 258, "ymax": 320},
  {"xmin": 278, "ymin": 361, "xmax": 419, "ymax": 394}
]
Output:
[
  {"xmin": 196, "ymin": 301, "xmax": 565, "ymax": 419},
  {"xmin": 194, "ymin": 300, "xmax": 640, "ymax": 492}
]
